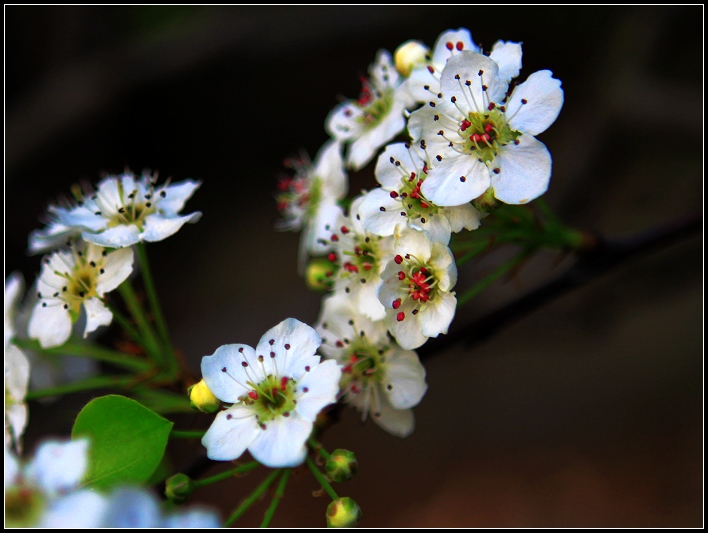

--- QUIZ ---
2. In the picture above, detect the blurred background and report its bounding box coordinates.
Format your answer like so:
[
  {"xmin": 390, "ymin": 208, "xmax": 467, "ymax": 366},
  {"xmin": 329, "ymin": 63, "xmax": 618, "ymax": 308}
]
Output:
[{"xmin": 6, "ymin": 5, "xmax": 702, "ymax": 527}]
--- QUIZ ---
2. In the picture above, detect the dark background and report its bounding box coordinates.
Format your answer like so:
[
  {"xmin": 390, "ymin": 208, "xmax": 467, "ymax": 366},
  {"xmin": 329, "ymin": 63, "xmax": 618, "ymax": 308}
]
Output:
[{"xmin": 6, "ymin": 6, "xmax": 703, "ymax": 527}]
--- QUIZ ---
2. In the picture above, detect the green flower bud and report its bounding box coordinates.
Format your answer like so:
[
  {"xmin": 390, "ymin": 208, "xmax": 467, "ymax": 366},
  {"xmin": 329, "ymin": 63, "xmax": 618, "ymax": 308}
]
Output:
[
  {"xmin": 305, "ymin": 257, "xmax": 337, "ymax": 292},
  {"xmin": 326, "ymin": 497, "xmax": 362, "ymax": 528},
  {"xmin": 188, "ymin": 379, "xmax": 220, "ymax": 413},
  {"xmin": 164, "ymin": 473, "xmax": 195, "ymax": 504},
  {"xmin": 472, "ymin": 186, "xmax": 499, "ymax": 213},
  {"xmin": 325, "ymin": 449, "xmax": 358, "ymax": 483}
]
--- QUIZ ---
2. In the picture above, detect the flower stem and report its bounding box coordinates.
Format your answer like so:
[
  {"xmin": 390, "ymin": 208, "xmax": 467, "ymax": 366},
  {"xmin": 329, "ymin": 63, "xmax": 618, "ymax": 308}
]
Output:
[
  {"xmin": 101, "ymin": 298, "xmax": 148, "ymax": 349},
  {"xmin": 135, "ymin": 242, "xmax": 178, "ymax": 377},
  {"xmin": 224, "ymin": 469, "xmax": 282, "ymax": 527},
  {"xmin": 25, "ymin": 375, "xmax": 134, "ymax": 400},
  {"xmin": 306, "ymin": 457, "xmax": 338, "ymax": 500},
  {"xmin": 307, "ymin": 437, "xmax": 331, "ymax": 461},
  {"xmin": 458, "ymin": 251, "xmax": 530, "ymax": 306},
  {"xmin": 170, "ymin": 429, "xmax": 206, "ymax": 439},
  {"xmin": 260, "ymin": 469, "xmax": 291, "ymax": 528},
  {"xmin": 12, "ymin": 338, "xmax": 151, "ymax": 373},
  {"xmin": 117, "ymin": 280, "xmax": 163, "ymax": 367},
  {"xmin": 193, "ymin": 461, "xmax": 260, "ymax": 489}
]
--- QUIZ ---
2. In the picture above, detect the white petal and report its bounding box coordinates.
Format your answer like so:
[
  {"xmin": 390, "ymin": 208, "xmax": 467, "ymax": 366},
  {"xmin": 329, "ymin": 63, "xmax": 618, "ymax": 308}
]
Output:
[
  {"xmin": 6, "ymin": 403, "xmax": 28, "ymax": 450},
  {"xmin": 406, "ymin": 66, "xmax": 441, "ymax": 103},
  {"xmin": 418, "ymin": 291, "xmax": 457, "ymax": 338},
  {"xmin": 372, "ymin": 395, "xmax": 415, "ymax": 438},
  {"xmin": 386, "ymin": 302, "xmax": 428, "ymax": 350},
  {"xmin": 5, "ymin": 272, "xmax": 25, "ymax": 342},
  {"xmin": 40, "ymin": 490, "xmax": 108, "ymax": 528},
  {"xmin": 5, "ymin": 341, "xmax": 30, "ymax": 401},
  {"xmin": 201, "ymin": 344, "xmax": 255, "ymax": 402},
  {"xmin": 347, "ymin": 103, "xmax": 407, "ymax": 171},
  {"xmin": 384, "ymin": 348, "xmax": 427, "ymax": 409},
  {"xmin": 28, "ymin": 222, "xmax": 80, "ymax": 255},
  {"xmin": 157, "ymin": 179, "xmax": 201, "ymax": 214},
  {"xmin": 201, "ymin": 405, "xmax": 260, "ymax": 462},
  {"xmin": 27, "ymin": 438, "xmax": 89, "ymax": 496},
  {"xmin": 358, "ymin": 189, "xmax": 402, "ymax": 237},
  {"xmin": 443, "ymin": 203, "xmax": 483, "ymax": 232},
  {"xmin": 325, "ymin": 102, "xmax": 363, "ymax": 142},
  {"xmin": 374, "ymin": 143, "xmax": 419, "ymax": 190},
  {"xmin": 82, "ymin": 297, "xmax": 113, "ymax": 337},
  {"xmin": 432, "ymin": 28, "xmax": 479, "ymax": 68},
  {"xmin": 369, "ymin": 49, "xmax": 401, "ymax": 90},
  {"xmin": 440, "ymin": 52, "xmax": 507, "ymax": 113},
  {"xmin": 256, "ymin": 318, "xmax": 322, "ymax": 381},
  {"xmin": 305, "ymin": 201, "xmax": 345, "ymax": 256},
  {"xmin": 490, "ymin": 40, "xmax": 523, "ymax": 82},
  {"xmin": 294, "ymin": 359, "xmax": 341, "ymax": 422},
  {"xmin": 378, "ymin": 260, "xmax": 409, "ymax": 309},
  {"xmin": 313, "ymin": 140, "xmax": 348, "ymax": 200},
  {"xmin": 507, "ymin": 70, "xmax": 564, "ymax": 136},
  {"xmin": 248, "ymin": 415, "xmax": 311, "ymax": 468},
  {"xmin": 28, "ymin": 302, "xmax": 73, "ymax": 349},
  {"xmin": 5, "ymin": 447, "xmax": 20, "ymax": 485},
  {"xmin": 57, "ymin": 206, "xmax": 108, "ymax": 232},
  {"xmin": 355, "ymin": 279, "xmax": 387, "ymax": 321},
  {"xmin": 430, "ymin": 241, "xmax": 457, "ymax": 291},
  {"xmin": 407, "ymin": 105, "xmax": 438, "ymax": 142},
  {"xmin": 96, "ymin": 247, "xmax": 134, "ymax": 295},
  {"xmin": 394, "ymin": 224, "xmax": 432, "ymax": 261},
  {"xmin": 493, "ymin": 135, "xmax": 552, "ymax": 205},
  {"xmin": 414, "ymin": 213, "xmax": 451, "ymax": 245},
  {"xmin": 163, "ymin": 508, "xmax": 222, "ymax": 528},
  {"xmin": 141, "ymin": 212, "xmax": 202, "ymax": 243},
  {"xmin": 423, "ymin": 154, "xmax": 490, "ymax": 207},
  {"xmin": 82, "ymin": 225, "xmax": 141, "ymax": 248},
  {"xmin": 100, "ymin": 487, "xmax": 161, "ymax": 528}
]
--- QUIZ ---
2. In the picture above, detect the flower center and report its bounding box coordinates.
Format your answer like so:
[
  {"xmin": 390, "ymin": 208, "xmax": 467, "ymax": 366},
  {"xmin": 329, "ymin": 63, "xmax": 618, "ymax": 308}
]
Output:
[
  {"xmin": 338, "ymin": 232, "xmax": 383, "ymax": 283},
  {"xmin": 276, "ymin": 175, "xmax": 322, "ymax": 220},
  {"xmin": 395, "ymin": 170, "xmax": 439, "ymax": 220},
  {"xmin": 391, "ymin": 254, "xmax": 440, "ymax": 319},
  {"xmin": 460, "ymin": 108, "xmax": 520, "ymax": 163},
  {"xmin": 240, "ymin": 374, "xmax": 297, "ymax": 424},
  {"xmin": 356, "ymin": 79, "xmax": 392, "ymax": 129}
]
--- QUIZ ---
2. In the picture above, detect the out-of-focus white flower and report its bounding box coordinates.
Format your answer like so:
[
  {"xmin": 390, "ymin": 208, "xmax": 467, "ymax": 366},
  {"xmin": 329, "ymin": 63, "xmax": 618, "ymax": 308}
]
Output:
[
  {"xmin": 5, "ymin": 438, "xmax": 107, "ymax": 528},
  {"xmin": 201, "ymin": 318, "xmax": 341, "ymax": 467},
  {"xmin": 29, "ymin": 171, "xmax": 201, "ymax": 252},
  {"xmin": 276, "ymin": 140, "xmax": 347, "ymax": 265},
  {"xmin": 378, "ymin": 225, "xmax": 458, "ymax": 350},
  {"xmin": 326, "ymin": 50, "xmax": 417, "ymax": 170},
  {"xmin": 316, "ymin": 293, "xmax": 427, "ymax": 437},
  {"xmin": 5, "ymin": 274, "xmax": 30, "ymax": 451},
  {"xmin": 28, "ymin": 241, "xmax": 133, "ymax": 348},
  {"xmin": 358, "ymin": 142, "xmax": 483, "ymax": 244},
  {"xmin": 407, "ymin": 28, "xmax": 522, "ymax": 104},
  {"xmin": 409, "ymin": 51, "xmax": 564, "ymax": 206}
]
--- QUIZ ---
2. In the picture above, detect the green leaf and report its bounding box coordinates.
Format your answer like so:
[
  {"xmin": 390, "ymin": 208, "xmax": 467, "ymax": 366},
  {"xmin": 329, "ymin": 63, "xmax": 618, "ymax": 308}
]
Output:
[{"xmin": 72, "ymin": 394, "xmax": 173, "ymax": 490}]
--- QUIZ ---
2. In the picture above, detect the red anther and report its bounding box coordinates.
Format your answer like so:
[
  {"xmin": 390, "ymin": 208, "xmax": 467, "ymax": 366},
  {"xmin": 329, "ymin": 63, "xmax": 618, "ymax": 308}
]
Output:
[
  {"xmin": 422, "ymin": 164, "xmax": 428, "ymax": 174},
  {"xmin": 336, "ymin": 340, "xmax": 344, "ymax": 348},
  {"xmin": 248, "ymin": 391, "xmax": 259, "ymax": 400},
  {"xmin": 363, "ymin": 263, "xmax": 372, "ymax": 271},
  {"xmin": 351, "ymin": 385, "xmax": 360, "ymax": 394},
  {"xmin": 392, "ymin": 298, "xmax": 402, "ymax": 309},
  {"xmin": 411, "ymin": 292, "xmax": 419, "ymax": 301},
  {"xmin": 281, "ymin": 377, "xmax": 289, "ymax": 391},
  {"xmin": 343, "ymin": 364, "xmax": 352, "ymax": 374},
  {"xmin": 427, "ymin": 65, "xmax": 435, "ymax": 73},
  {"xmin": 456, "ymin": 41, "xmax": 464, "ymax": 51},
  {"xmin": 272, "ymin": 388, "xmax": 278, "ymax": 397},
  {"xmin": 420, "ymin": 267, "xmax": 428, "ymax": 275},
  {"xmin": 460, "ymin": 119, "xmax": 471, "ymax": 131},
  {"xmin": 394, "ymin": 255, "xmax": 403, "ymax": 264},
  {"xmin": 410, "ymin": 172, "xmax": 416, "ymax": 180},
  {"xmin": 445, "ymin": 41, "xmax": 454, "ymax": 50},
  {"xmin": 325, "ymin": 271, "xmax": 333, "ymax": 277},
  {"xmin": 420, "ymin": 201, "xmax": 429, "ymax": 208},
  {"xmin": 484, "ymin": 123, "xmax": 494, "ymax": 133},
  {"xmin": 397, "ymin": 271, "xmax": 406, "ymax": 280},
  {"xmin": 470, "ymin": 134, "xmax": 480, "ymax": 142},
  {"xmin": 340, "ymin": 226, "xmax": 350, "ymax": 234},
  {"xmin": 331, "ymin": 234, "xmax": 339, "ymax": 242},
  {"xmin": 396, "ymin": 312, "xmax": 405, "ymax": 322},
  {"xmin": 277, "ymin": 178, "xmax": 291, "ymax": 191},
  {"xmin": 327, "ymin": 253, "xmax": 337, "ymax": 262},
  {"xmin": 343, "ymin": 262, "xmax": 359, "ymax": 273},
  {"xmin": 390, "ymin": 191, "xmax": 399, "ymax": 199},
  {"xmin": 276, "ymin": 201, "xmax": 288, "ymax": 211},
  {"xmin": 482, "ymin": 133, "xmax": 491, "ymax": 143}
]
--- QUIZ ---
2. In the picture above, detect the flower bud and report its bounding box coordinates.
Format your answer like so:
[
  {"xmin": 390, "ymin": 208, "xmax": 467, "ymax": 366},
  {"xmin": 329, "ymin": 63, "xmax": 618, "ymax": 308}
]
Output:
[
  {"xmin": 394, "ymin": 40, "xmax": 429, "ymax": 77},
  {"xmin": 164, "ymin": 473, "xmax": 194, "ymax": 504},
  {"xmin": 326, "ymin": 497, "xmax": 362, "ymax": 528},
  {"xmin": 305, "ymin": 258, "xmax": 337, "ymax": 292},
  {"xmin": 472, "ymin": 186, "xmax": 499, "ymax": 213},
  {"xmin": 325, "ymin": 449, "xmax": 358, "ymax": 483},
  {"xmin": 188, "ymin": 379, "xmax": 220, "ymax": 413}
]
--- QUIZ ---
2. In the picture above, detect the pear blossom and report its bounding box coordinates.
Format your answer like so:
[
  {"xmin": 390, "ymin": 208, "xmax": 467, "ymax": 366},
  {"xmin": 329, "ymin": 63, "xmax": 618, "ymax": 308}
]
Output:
[
  {"xmin": 358, "ymin": 142, "xmax": 483, "ymax": 244},
  {"xmin": 201, "ymin": 318, "xmax": 341, "ymax": 467},
  {"xmin": 406, "ymin": 28, "xmax": 522, "ymax": 104},
  {"xmin": 5, "ymin": 438, "xmax": 108, "ymax": 528},
  {"xmin": 316, "ymin": 293, "xmax": 427, "ymax": 437},
  {"xmin": 379, "ymin": 225, "xmax": 458, "ymax": 350},
  {"xmin": 276, "ymin": 140, "xmax": 347, "ymax": 264},
  {"xmin": 29, "ymin": 171, "xmax": 201, "ymax": 251},
  {"xmin": 408, "ymin": 51, "xmax": 564, "ymax": 206},
  {"xmin": 28, "ymin": 241, "xmax": 134, "ymax": 348},
  {"xmin": 326, "ymin": 50, "xmax": 416, "ymax": 170},
  {"xmin": 5, "ymin": 274, "xmax": 30, "ymax": 451}
]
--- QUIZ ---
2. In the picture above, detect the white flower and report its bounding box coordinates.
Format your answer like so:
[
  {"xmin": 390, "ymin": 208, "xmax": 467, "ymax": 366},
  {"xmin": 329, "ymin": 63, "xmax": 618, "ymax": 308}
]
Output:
[
  {"xmin": 358, "ymin": 142, "xmax": 483, "ymax": 244},
  {"xmin": 326, "ymin": 50, "xmax": 416, "ymax": 170},
  {"xmin": 406, "ymin": 28, "xmax": 522, "ymax": 104},
  {"xmin": 5, "ymin": 438, "xmax": 108, "ymax": 528},
  {"xmin": 316, "ymin": 292, "xmax": 427, "ymax": 437},
  {"xmin": 5, "ymin": 274, "xmax": 30, "ymax": 451},
  {"xmin": 201, "ymin": 318, "xmax": 341, "ymax": 468},
  {"xmin": 29, "ymin": 171, "xmax": 201, "ymax": 251},
  {"xmin": 378, "ymin": 225, "xmax": 458, "ymax": 350},
  {"xmin": 276, "ymin": 140, "xmax": 347, "ymax": 264},
  {"xmin": 409, "ymin": 51, "xmax": 564, "ymax": 206},
  {"xmin": 28, "ymin": 241, "xmax": 134, "ymax": 348}
]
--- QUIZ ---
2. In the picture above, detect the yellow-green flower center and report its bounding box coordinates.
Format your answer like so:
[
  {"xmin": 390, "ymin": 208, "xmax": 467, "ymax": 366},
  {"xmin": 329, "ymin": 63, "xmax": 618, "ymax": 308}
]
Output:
[
  {"xmin": 240, "ymin": 374, "xmax": 297, "ymax": 424},
  {"xmin": 460, "ymin": 108, "xmax": 520, "ymax": 163}
]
